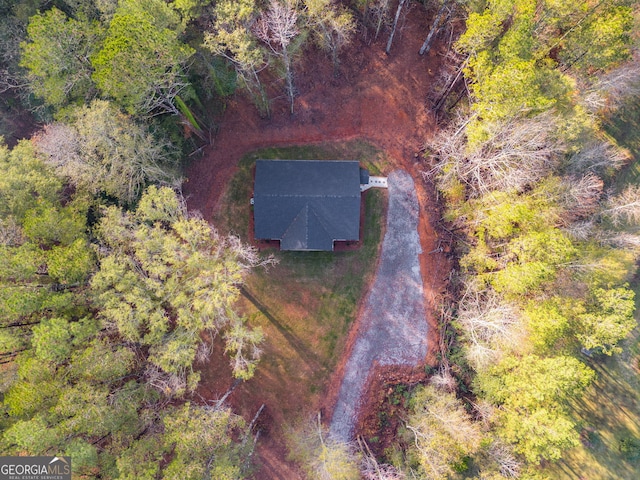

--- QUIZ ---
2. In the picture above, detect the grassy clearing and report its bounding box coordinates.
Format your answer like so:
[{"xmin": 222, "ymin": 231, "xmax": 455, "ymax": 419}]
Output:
[
  {"xmin": 247, "ymin": 187, "xmax": 384, "ymax": 369},
  {"xmin": 213, "ymin": 141, "xmax": 387, "ymax": 423}
]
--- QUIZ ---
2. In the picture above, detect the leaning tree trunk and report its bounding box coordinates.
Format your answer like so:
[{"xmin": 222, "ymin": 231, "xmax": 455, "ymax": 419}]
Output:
[
  {"xmin": 240, "ymin": 68, "xmax": 270, "ymax": 118},
  {"xmin": 386, "ymin": 0, "xmax": 407, "ymax": 54},
  {"xmin": 419, "ymin": 3, "xmax": 449, "ymax": 55},
  {"xmin": 433, "ymin": 55, "xmax": 469, "ymax": 112}
]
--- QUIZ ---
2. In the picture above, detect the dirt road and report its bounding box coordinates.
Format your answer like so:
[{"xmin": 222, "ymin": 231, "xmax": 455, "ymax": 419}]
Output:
[{"xmin": 329, "ymin": 170, "xmax": 428, "ymax": 440}]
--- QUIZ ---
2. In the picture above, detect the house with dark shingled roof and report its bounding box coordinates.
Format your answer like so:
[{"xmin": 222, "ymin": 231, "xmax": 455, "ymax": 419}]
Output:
[{"xmin": 253, "ymin": 159, "xmax": 368, "ymax": 251}]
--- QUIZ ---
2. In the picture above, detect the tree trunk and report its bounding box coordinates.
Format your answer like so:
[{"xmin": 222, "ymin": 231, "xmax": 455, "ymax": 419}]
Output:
[
  {"xmin": 374, "ymin": 0, "xmax": 390, "ymax": 40},
  {"xmin": 433, "ymin": 55, "xmax": 469, "ymax": 112},
  {"xmin": 386, "ymin": 0, "xmax": 406, "ymax": 54},
  {"xmin": 283, "ymin": 48, "xmax": 295, "ymax": 114},
  {"xmin": 419, "ymin": 4, "xmax": 448, "ymax": 55},
  {"xmin": 253, "ymin": 68, "xmax": 271, "ymax": 118},
  {"xmin": 0, "ymin": 320, "xmax": 41, "ymax": 329}
]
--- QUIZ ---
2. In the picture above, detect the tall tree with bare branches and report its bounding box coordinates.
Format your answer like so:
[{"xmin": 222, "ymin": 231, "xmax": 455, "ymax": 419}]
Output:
[
  {"xmin": 254, "ymin": 0, "xmax": 302, "ymax": 114},
  {"xmin": 602, "ymin": 184, "xmax": 640, "ymax": 227},
  {"xmin": 34, "ymin": 100, "xmax": 179, "ymax": 203},
  {"xmin": 427, "ymin": 112, "xmax": 562, "ymax": 197},
  {"xmin": 304, "ymin": 0, "xmax": 355, "ymax": 73}
]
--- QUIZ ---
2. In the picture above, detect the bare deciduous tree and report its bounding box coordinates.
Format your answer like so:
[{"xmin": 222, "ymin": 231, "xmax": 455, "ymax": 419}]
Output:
[
  {"xmin": 602, "ymin": 184, "xmax": 640, "ymax": 226},
  {"xmin": 583, "ymin": 58, "xmax": 640, "ymax": 112},
  {"xmin": 385, "ymin": 0, "xmax": 407, "ymax": 54},
  {"xmin": 487, "ymin": 440, "xmax": 521, "ymax": 479},
  {"xmin": 254, "ymin": 0, "xmax": 301, "ymax": 114},
  {"xmin": 607, "ymin": 232, "xmax": 640, "ymax": 249},
  {"xmin": 559, "ymin": 172, "xmax": 603, "ymax": 222},
  {"xmin": 144, "ymin": 363, "xmax": 189, "ymax": 398},
  {"xmin": 429, "ymin": 363, "xmax": 457, "ymax": 392},
  {"xmin": 137, "ymin": 75, "xmax": 192, "ymax": 119},
  {"xmin": 419, "ymin": 1, "xmax": 453, "ymax": 56},
  {"xmin": 358, "ymin": 437, "xmax": 406, "ymax": 480},
  {"xmin": 427, "ymin": 112, "xmax": 562, "ymax": 197},
  {"xmin": 566, "ymin": 140, "xmax": 627, "ymax": 176},
  {"xmin": 34, "ymin": 100, "xmax": 179, "ymax": 203},
  {"xmin": 0, "ymin": 68, "xmax": 29, "ymax": 95},
  {"xmin": 369, "ymin": 0, "xmax": 392, "ymax": 39},
  {"xmin": 33, "ymin": 123, "xmax": 82, "ymax": 170},
  {"xmin": 429, "ymin": 50, "xmax": 469, "ymax": 112},
  {"xmin": 563, "ymin": 220, "xmax": 596, "ymax": 242},
  {"xmin": 0, "ymin": 217, "xmax": 24, "ymax": 247},
  {"xmin": 456, "ymin": 282, "xmax": 524, "ymax": 370},
  {"xmin": 304, "ymin": 0, "xmax": 356, "ymax": 73}
]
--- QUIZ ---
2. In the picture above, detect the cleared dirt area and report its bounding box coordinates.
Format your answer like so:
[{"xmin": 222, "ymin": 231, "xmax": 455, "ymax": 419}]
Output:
[
  {"xmin": 329, "ymin": 170, "xmax": 428, "ymax": 441},
  {"xmin": 185, "ymin": 5, "xmax": 452, "ymax": 478},
  {"xmin": 184, "ymin": 7, "xmax": 439, "ymax": 220}
]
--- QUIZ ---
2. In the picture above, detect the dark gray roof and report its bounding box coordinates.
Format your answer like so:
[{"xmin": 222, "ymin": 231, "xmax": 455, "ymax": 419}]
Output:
[
  {"xmin": 254, "ymin": 160, "xmax": 362, "ymax": 251},
  {"xmin": 360, "ymin": 168, "xmax": 370, "ymax": 185}
]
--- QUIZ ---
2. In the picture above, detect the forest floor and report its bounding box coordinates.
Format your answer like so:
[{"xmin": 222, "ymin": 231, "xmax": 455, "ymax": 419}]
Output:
[
  {"xmin": 0, "ymin": 92, "xmax": 40, "ymax": 147},
  {"xmin": 184, "ymin": 6, "xmax": 452, "ymax": 479}
]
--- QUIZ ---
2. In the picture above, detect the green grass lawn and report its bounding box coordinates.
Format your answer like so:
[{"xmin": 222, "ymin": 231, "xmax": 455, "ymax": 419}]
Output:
[{"xmin": 212, "ymin": 141, "xmax": 388, "ymax": 424}]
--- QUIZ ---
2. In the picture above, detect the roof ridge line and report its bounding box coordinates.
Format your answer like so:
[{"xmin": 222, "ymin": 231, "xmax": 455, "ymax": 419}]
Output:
[
  {"xmin": 281, "ymin": 203, "xmax": 310, "ymax": 249},
  {"xmin": 256, "ymin": 194, "xmax": 360, "ymax": 198},
  {"xmin": 305, "ymin": 204, "xmax": 309, "ymax": 247},
  {"xmin": 307, "ymin": 203, "xmax": 334, "ymax": 242}
]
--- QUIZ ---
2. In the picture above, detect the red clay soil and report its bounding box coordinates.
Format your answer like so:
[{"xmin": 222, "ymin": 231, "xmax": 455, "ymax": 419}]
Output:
[
  {"xmin": 185, "ymin": 5, "xmax": 452, "ymax": 479},
  {"xmin": 356, "ymin": 364, "xmax": 429, "ymax": 457}
]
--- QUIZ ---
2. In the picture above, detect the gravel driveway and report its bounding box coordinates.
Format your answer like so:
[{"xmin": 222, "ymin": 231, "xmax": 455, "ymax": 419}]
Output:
[{"xmin": 329, "ymin": 170, "xmax": 428, "ymax": 441}]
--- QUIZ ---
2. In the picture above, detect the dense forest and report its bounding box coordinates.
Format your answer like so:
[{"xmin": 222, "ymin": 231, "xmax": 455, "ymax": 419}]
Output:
[{"xmin": 0, "ymin": 0, "xmax": 639, "ymax": 479}]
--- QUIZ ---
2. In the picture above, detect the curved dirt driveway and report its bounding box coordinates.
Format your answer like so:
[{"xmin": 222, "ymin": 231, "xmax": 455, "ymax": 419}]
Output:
[{"xmin": 329, "ymin": 170, "xmax": 428, "ymax": 441}]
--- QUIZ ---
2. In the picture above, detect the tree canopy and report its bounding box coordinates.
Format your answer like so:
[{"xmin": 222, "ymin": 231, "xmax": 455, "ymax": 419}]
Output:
[
  {"xmin": 0, "ymin": 138, "xmax": 265, "ymax": 477},
  {"xmin": 35, "ymin": 99, "xmax": 179, "ymax": 203},
  {"xmin": 91, "ymin": 0, "xmax": 194, "ymax": 115},
  {"xmin": 93, "ymin": 185, "xmax": 265, "ymax": 389},
  {"xmin": 20, "ymin": 7, "xmax": 100, "ymax": 108},
  {"xmin": 456, "ymin": 0, "xmax": 635, "ymax": 144},
  {"xmin": 3, "ymin": 0, "xmax": 640, "ymax": 477}
]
